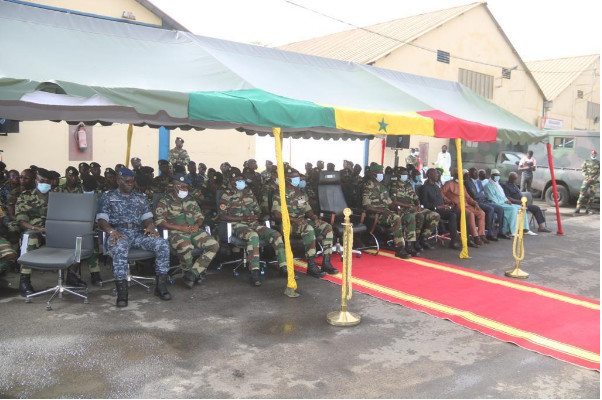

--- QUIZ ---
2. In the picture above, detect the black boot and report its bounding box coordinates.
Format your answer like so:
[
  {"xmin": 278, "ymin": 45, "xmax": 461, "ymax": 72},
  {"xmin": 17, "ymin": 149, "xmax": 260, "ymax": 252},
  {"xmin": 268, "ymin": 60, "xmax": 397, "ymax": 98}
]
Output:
[
  {"xmin": 306, "ymin": 257, "xmax": 326, "ymax": 278},
  {"xmin": 413, "ymin": 240, "xmax": 423, "ymax": 252},
  {"xmin": 321, "ymin": 254, "xmax": 339, "ymax": 274},
  {"xmin": 115, "ymin": 280, "xmax": 128, "ymax": 308},
  {"xmin": 154, "ymin": 275, "xmax": 172, "ymax": 300},
  {"xmin": 66, "ymin": 271, "xmax": 87, "ymax": 288},
  {"xmin": 419, "ymin": 237, "xmax": 435, "ymax": 250},
  {"xmin": 405, "ymin": 242, "xmax": 419, "ymax": 256},
  {"xmin": 19, "ymin": 274, "xmax": 35, "ymax": 297},
  {"xmin": 250, "ymin": 269, "xmax": 262, "ymax": 286},
  {"xmin": 395, "ymin": 246, "xmax": 412, "ymax": 259},
  {"xmin": 90, "ymin": 271, "xmax": 102, "ymax": 286},
  {"xmin": 182, "ymin": 270, "xmax": 196, "ymax": 289}
]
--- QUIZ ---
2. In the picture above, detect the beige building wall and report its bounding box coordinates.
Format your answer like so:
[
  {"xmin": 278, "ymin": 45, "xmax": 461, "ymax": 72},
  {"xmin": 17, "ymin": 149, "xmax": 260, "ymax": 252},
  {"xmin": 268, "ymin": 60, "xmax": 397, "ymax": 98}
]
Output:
[
  {"xmin": 370, "ymin": 5, "xmax": 543, "ymax": 170},
  {"xmin": 545, "ymin": 59, "xmax": 600, "ymax": 131}
]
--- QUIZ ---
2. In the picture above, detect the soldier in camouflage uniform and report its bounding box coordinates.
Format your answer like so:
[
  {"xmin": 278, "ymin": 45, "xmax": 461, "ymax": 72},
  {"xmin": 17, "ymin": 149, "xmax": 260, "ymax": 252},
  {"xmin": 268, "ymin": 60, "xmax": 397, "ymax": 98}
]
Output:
[
  {"xmin": 191, "ymin": 172, "xmax": 222, "ymax": 230},
  {"xmin": 104, "ymin": 168, "xmax": 119, "ymax": 191},
  {"xmin": 168, "ymin": 137, "xmax": 190, "ymax": 171},
  {"xmin": 574, "ymin": 150, "xmax": 600, "ymax": 215},
  {"xmin": 390, "ymin": 167, "xmax": 439, "ymax": 252},
  {"xmin": 272, "ymin": 168, "xmax": 337, "ymax": 278},
  {"xmin": 155, "ymin": 174, "xmax": 219, "ymax": 289},
  {"xmin": 0, "ymin": 170, "xmax": 22, "ymax": 248},
  {"xmin": 218, "ymin": 169, "xmax": 287, "ymax": 286},
  {"xmin": 54, "ymin": 166, "xmax": 83, "ymax": 193},
  {"xmin": 89, "ymin": 162, "xmax": 107, "ymax": 192},
  {"xmin": 0, "ymin": 208, "xmax": 18, "ymax": 276},
  {"xmin": 152, "ymin": 159, "xmax": 173, "ymax": 194},
  {"xmin": 362, "ymin": 164, "xmax": 412, "ymax": 259},
  {"xmin": 261, "ymin": 161, "xmax": 274, "ymax": 186},
  {"xmin": 97, "ymin": 167, "xmax": 172, "ymax": 307}
]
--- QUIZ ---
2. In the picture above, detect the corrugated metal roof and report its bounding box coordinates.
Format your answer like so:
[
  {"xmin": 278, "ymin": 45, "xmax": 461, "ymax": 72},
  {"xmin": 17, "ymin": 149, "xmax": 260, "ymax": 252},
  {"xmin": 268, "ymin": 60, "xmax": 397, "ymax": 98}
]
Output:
[
  {"xmin": 278, "ymin": 2, "xmax": 484, "ymax": 64},
  {"xmin": 525, "ymin": 54, "xmax": 600, "ymax": 100}
]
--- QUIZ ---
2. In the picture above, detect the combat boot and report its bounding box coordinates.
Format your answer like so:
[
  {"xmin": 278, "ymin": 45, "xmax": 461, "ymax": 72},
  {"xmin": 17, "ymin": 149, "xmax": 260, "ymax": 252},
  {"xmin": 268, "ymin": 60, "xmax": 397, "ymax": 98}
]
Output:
[
  {"xmin": 405, "ymin": 242, "xmax": 420, "ymax": 256},
  {"xmin": 115, "ymin": 280, "xmax": 128, "ymax": 308},
  {"xmin": 250, "ymin": 269, "xmax": 262, "ymax": 286},
  {"xmin": 419, "ymin": 237, "xmax": 435, "ymax": 250},
  {"xmin": 321, "ymin": 254, "xmax": 338, "ymax": 274},
  {"xmin": 154, "ymin": 275, "xmax": 172, "ymax": 300},
  {"xmin": 306, "ymin": 256, "xmax": 326, "ymax": 278},
  {"xmin": 182, "ymin": 270, "xmax": 196, "ymax": 289},
  {"xmin": 19, "ymin": 274, "xmax": 35, "ymax": 297},
  {"xmin": 90, "ymin": 271, "xmax": 102, "ymax": 286},
  {"xmin": 395, "ymin": 246, "xmax": 412, "ymax": 259},
  {"xmin": 66, "ymin": 271, "xmax": 87, "ymax": 288}
]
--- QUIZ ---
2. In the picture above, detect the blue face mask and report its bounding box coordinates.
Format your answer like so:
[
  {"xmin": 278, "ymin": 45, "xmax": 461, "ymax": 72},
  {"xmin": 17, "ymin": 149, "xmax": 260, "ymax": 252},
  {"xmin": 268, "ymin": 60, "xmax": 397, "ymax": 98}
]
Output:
[
  {"xmin": 400, "ymin": 175, "xmax": 408, "ymax": 182},
  {"xmin": 274, "ymin": 178, "xmax": 279, "ymax": 185},
  {"xmin": 246, "ymin": 178, "xmax": 253, "ymax": 183},
  {"xmin": 37, "ymin": 183, "xmax": 51, "ymax": 194},
  {"xmin": 376, "ymin": 173, "xmax": 384, "ymax": 182},
  {"xmin": 235, "ymin": 180, "xmax": 246, "ymax": 190},
  {"xmin": 494, "ymin": 176, "xmax": 501, "ymax": 182},
  {"xmin": 415, "ymin": 176, "xmax": 421, "ymax": 183},
  {"xmin": 83, "ymin": 190, "xmax": 95, "ymax": 194},
  {"xmin": 291, "ymin": 177, "xmax": 300, "ymax": 187},
  {"xmin": 299, "ymin": 180, "xmax": 307, "ymax": 188}
]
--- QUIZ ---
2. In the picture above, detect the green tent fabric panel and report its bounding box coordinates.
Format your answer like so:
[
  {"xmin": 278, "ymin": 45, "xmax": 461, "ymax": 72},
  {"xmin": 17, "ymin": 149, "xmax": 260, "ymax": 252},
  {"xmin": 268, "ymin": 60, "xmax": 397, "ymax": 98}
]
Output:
[
  {"xmin": 0, "ymin": 79, "xmax": 39, "ymax": 101},
  {"xmin": 189, "ymin": 89, "xmax": 336, "ymax": 129}
]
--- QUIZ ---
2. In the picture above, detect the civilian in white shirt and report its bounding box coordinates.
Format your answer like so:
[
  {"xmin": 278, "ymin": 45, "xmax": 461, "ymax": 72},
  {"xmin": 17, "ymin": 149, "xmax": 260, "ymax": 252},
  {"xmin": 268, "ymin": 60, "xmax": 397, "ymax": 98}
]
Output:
[
  {"xmin": 436, "ymin": 145, "xmax": 452, "ymax": 173},
  {"xmin": 518, "ymin": 150, "xmax": 537, "ymax": 192}
]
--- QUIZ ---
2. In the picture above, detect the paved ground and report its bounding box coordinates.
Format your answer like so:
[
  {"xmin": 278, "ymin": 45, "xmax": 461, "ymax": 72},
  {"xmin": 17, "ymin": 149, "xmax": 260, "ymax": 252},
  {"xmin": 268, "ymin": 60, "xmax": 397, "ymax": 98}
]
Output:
[{"xmin": 0, "ymin": 201, "xmax": 599, "ymax": 398}]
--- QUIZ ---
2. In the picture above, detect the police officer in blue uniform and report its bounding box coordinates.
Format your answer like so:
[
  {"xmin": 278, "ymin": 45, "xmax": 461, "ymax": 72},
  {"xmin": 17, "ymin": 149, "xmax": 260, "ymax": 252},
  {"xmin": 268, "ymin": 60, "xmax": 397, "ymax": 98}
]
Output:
[{"xmin": 96, "ymin": 167, "xmax": 172, "ymax": 307}]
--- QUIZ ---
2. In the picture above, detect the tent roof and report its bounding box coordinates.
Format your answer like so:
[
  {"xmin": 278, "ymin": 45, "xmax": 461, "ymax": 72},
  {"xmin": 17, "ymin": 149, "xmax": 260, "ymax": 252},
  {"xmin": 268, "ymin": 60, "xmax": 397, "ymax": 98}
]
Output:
[{"xmin": 0, "ymin": 0, "xmax": 543, "ymax": 144}]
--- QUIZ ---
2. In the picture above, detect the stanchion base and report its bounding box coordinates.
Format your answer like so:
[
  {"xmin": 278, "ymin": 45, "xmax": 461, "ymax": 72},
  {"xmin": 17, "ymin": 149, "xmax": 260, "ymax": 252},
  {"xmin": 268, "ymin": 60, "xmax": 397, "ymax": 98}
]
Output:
[
  {"xmin": 327, "ymin": 311, "xmax": 361, "ymax": 326},
  {"xmin": 505, "ymin": 268, "xmax": 529, "ymax": 279},
  {"xmin": 284, "ymin": 287, "xmax": 300, "ymax": 298}
]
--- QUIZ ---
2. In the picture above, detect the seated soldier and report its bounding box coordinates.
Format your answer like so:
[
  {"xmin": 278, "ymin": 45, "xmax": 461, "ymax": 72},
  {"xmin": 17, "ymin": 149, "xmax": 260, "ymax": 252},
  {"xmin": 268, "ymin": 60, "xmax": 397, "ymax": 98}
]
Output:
[
  {"xmin": 81, "ymin": 175, "xmax": 103, "ymax": 285},
  {"xmin": 389, "ymin": 167, "xmax": 420, "ymax": 256},
  {"xmin": 503, "ymin": 172, "xmax": 551, "ymax": 233},
  {"xmin": 243, "ymin": 167, "xmax": 262, "ymax": 201},
  {"xmin": 271, "ymin": 168, "xmax": 337, "ymax": 278},
  {"xmin": 155, "ymin": 174, "xmax": 219, "ymax": 289},
  {"xmin": 54, "ymin": 166, "xmax": 82, "ymax": 193},
  {"xmin": 152, "ymin": 159, "xmax": 172, "ymax": 193},
  {"xmin": 134, "ymin": 173, "xmax": 154, "ymax": 205},
  {"xmin": 191, "ymin": 172, "xmax": 222, "ymax": 230},
  {"xmin": 0, "ymin": 208, "xmax": 18, "ymax": 281},
  {"xmin": 104, "ymin": 168, "xmax": 119, "ymax": 191},
  {"xmin": 362, "ymin": 164, "xmax": 411, "ymax": 259},
  {"xmin": 218, "ymin": 169, "xmax": 287, "ymax": 286}
]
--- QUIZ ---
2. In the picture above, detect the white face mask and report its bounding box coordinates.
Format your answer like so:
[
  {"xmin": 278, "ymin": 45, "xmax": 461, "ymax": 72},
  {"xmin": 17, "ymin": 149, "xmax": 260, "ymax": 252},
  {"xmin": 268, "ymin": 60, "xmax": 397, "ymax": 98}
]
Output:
[{"xmin": 177, "ymin": 190, "xmax": 188, "ymax": 199}]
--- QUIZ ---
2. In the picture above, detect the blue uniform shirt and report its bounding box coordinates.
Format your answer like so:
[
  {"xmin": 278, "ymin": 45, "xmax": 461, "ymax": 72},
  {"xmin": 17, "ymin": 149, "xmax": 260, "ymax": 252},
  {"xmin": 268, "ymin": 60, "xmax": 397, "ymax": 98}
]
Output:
[{"xmin": 96, "ymin": 189, "xmax": 153, "ymax": 227}]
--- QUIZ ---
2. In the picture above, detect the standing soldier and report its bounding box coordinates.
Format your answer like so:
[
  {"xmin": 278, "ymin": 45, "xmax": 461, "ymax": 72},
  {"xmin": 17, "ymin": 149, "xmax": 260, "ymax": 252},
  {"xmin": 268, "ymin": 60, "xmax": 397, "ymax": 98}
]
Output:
[
  {"xmin": 574, "ymin": 149, "xmax": 600, "ymax": 215},
  {"xmin": 390, "ymin": 167, "xmax": 439, "ymax": 252},
  {"xmin": 218, "ymin": 169, "xmax": 287, "ymax": 286},
  {"xmin": 54, "ymin": 166, "xmax": 83, "ymax": 193},
  {"xmin": 96, "ymin": 168, "xmax": 172, "ymax": 307},
  {"xmin": 155, "ymin": 174, "xmax": 219, "ymax": 288},
  {"xmin": 272, "ymin": 168, "xmax": 337, "ymax": 278},
  {"xmin": 89, "ymin": 162, "xmax": 107, "ymax": 192},
  {"xmin": 131, "ymin": 157, "xmax": 142, "ymax": 175},
  {"xmin": 362, "ymin": 164, "xmax": 412, "ymax": 259},
  {"xmin": 168, "ymin": 137, "xmax": 190, "ymax": 169}
]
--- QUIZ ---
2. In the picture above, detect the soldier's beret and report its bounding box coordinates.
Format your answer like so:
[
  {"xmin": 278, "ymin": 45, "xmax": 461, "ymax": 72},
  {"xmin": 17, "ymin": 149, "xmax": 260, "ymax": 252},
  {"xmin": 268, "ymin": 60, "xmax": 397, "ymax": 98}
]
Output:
[
  {"xmin": 0, "ymin": 161, "xmax": 6, "ymax": 170},
  {"xmin": 369, "ymin": 164, "xmax": 384, "ymax": 172},
  {"xmin": 78, "ymin": 162, "xmax": 90, "ymax": 169},
  {"xmin": 158, "ymin": 159, "xmax": 169, "ymax": 166},
  {"xmin": 173, "ymin": 163, "xmax": 186, "ymax": 174},
  {"xmin": 115, "ymin": 164, "xmax": 126, "ymax": 171},
  {"xmin": 220, "ymin": 162, "xmax": 231, "ymax": 169},
  {"xmin": 37, "ymin": 168, "xmax": 53, "ymax": 180},
  {"xmin": 175, "ymin": 137, "xmax": 184, "ymax": 143},
  {"xmin": 198, "ymin": 163, "xmax": 206, "ymax": 169},
  {"xmin": 131, "ymin": 157, "xmax": 141, "ymax": 162},
  {"xmin": 65, "ymin": 166, "xmax": 79, "ymax": 176},
  {"xmin": 49, "ymin": 171, "xmax": 61, "ymax": 180},
  {"xmin": 104, "ymin": 168, "xmax": 116, "ymax": 176},
  {"xmin": 173, "ymin": 173, "xmax": 191, "ymax": 185},
  {"xmin": 90, "ymin": 162, "xmax": 101, "ymax": 168},
  {"xmin": 140, "ymin": 166, "xmax": 154, "ymax": 174},
  {"xmin": 188, "ymin": 160, "xmax": 196, "ymax": 165},
  {"xmin": 228, "ymin": 168, "xmax": 242, "ymax": 180},
  {"xmin": 82, "ymin": 175, "xmax": 97, "ymax": 190},
  {"xmin": 212, "ymin": 172, "xmax": 223, "ymax": 185},
  {"xmin": 118, "ymin": 167, "xmax": 135, "ymax": 177},
  {"xmin": 30, "ymin": 165, "xmax": 38, "ymax": 172}
]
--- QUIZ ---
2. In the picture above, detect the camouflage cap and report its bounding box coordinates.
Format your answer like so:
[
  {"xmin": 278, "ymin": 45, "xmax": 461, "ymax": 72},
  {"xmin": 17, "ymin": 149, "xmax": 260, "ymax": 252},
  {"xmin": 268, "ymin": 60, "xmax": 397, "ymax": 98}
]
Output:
[
  {"xmin": 173, "ymin": 173, "xmax": 191, "ymax": 185},
  {"xmin": 65, "ymin": 166, "xmax": 79, "ymax": 176}
]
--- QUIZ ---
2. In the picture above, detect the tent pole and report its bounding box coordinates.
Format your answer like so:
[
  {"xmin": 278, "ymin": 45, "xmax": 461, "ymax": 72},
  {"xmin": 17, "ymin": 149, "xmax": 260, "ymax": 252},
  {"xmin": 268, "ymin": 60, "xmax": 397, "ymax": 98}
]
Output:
[
  {"xmin": 273, "ymin": 127, "xmax": 299, "ymax": 297},
  {"xmin": 125, "ymin": 124, "xmax": 133, "ymax": 167},
  {"xmin": 546, "ymin": 142, "xmax": 564, "ymax": 235},
  {"xmin": 380, "ymin": 138, "xmax": 385, "ymax": 165},
  {"xmin": 158, "ymin": 126, "xmax": 170, "ymax": 171},
  {"xmin": 363, "ymin": 139, "xmax": 370, "ymax": 170},
  {"xmin": 455, "ymin": 138, "xmax": 469, "ymax": 258}
]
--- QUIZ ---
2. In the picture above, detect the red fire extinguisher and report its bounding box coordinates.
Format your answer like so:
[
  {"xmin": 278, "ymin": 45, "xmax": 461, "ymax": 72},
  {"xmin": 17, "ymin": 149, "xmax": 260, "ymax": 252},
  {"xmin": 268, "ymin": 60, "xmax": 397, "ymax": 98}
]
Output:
[{"xmin": 75, "ymin": 123, "xmax": 88, "ymax": 151}]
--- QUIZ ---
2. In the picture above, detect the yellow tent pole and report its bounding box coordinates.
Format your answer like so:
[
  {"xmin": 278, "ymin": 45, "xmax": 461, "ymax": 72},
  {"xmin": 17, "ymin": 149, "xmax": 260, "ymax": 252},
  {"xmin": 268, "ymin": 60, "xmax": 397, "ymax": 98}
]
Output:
[
  {"xmin": 125, "ymin": 124, "xmax": 133, "ymax": 167},
  {"xmin": 273, "ymin": 127, "xmax": 298, "ymax": 296},
  {"xmin": 455, "ymin": 138, "xmax": 469, "ymax": 258}
]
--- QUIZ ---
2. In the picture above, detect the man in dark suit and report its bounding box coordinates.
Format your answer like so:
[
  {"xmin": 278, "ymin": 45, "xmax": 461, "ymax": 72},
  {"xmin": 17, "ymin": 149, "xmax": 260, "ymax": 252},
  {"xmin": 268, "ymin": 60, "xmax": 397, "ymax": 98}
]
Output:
[
  {"xmin": 502, "ymin": 172, "xmax": 551, "ymax": 233},
  {"xmin": 465, "ymin": 167, "xmax": 507, "ymax": 240}
]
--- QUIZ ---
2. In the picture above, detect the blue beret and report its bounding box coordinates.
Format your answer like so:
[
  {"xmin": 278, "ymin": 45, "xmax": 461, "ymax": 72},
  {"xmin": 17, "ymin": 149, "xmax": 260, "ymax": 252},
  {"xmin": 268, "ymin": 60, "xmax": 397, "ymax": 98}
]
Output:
[
  {"xmin": 118, "ymin": 167, "xmax": 135, "ymax": 177},
  {"xmin": 173, "ymin": 173, "xmax": 191, "ymax": 185}
]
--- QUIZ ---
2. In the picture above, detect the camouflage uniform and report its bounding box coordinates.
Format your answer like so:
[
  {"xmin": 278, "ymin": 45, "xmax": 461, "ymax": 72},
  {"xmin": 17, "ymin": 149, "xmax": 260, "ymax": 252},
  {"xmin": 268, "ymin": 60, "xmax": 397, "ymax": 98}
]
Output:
[
  {"xmin": 152, "ymin": 174, "xmax": 172, "ymax": 194},
  {"xmin": 390, "ymin": 178, "xmax": 440, "ymax": 241},
  {"xmin": 97, "ymin": 189, "xmax": 170, "ymax": 280},
  {"xmin": 54, "ymin": 182, "xmax": 83, "ymax": 193},
  {"xmin": 0, "ymin": 208, "xmax": 17, "ymax": 274},
  {"xmin": 15, "ymin": 188, "xmax": 48, "ymax": 274},
  {"xmin": 191, "ymin": 183, "xmax": 219, "ymax": 229},
  {"xmin": 93, "ymin": 175, "xmax": 108, "ymax": 192},
  {"xmin": 260, "ymin": 169, "xmax": 273, "ymax": 186},
  {"xmin": 260, "ymin": 181, "xmax": 278, "ymax": 218},
  {"xmin": 155, "ymin": 191, "xmax": 218, "ymax": 277},
  {"xmin": 218, "ymin": 188, "xmax": 286, "ymax": 271},
  {"xmin": 272, "ymin": 186, "xmax": 333, "ymax": 257},
  {"xmin": 405, "ymin": 154, "xmax": 418, "ymax": 168},
  {"xmin": 362, "ymin": 179, "xmax": 405, "ymax": 247},
  {"xmin": 168, "ymin": 147, "xmax": 190, "ymax": 170},
  {"xmin": 576, "ymin": 158, "xmax": 600, "ymax": 212}
]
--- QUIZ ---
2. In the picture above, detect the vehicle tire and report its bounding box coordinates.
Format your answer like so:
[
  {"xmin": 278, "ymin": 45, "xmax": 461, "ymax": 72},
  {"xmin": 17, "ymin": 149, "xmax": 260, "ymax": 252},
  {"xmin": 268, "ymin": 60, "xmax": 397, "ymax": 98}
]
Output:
[{"xmin": 545, "ymin": 185, "xmax": 569, "ymax": 207}]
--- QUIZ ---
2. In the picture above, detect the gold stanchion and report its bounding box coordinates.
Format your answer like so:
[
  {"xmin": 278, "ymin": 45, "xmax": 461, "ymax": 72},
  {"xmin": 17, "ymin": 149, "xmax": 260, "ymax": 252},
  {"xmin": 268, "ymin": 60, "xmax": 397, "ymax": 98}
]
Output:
[
  {"xmin": 505, "ymin": 197, "xmax": 529, "ymax": 279},
  {"xmin": 327, "ymin": 208, "xmax": 361, "ymax": 326}
]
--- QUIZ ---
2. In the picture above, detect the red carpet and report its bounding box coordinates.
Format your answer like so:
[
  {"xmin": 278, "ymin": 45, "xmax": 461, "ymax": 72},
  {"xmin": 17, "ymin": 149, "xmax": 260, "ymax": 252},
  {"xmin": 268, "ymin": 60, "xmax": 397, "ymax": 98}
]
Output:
[{"xmin": 295, "ymin": 251, "xmax": 600, "ymax": 370}]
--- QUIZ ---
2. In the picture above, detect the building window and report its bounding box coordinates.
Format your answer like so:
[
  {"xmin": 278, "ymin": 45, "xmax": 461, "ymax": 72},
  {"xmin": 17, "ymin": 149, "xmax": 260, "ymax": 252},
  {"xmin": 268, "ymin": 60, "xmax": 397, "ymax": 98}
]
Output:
[
  {"xmin": 458, "ymin": 68, "xmax": 494, "ymax": 99},
  {"xmin": 502, "ymin": 68, "xmax": 512, "ymax": 79},
  {"xmin": 586, "ymin": 101, "xmax": 600, "ymax": 120},
  {"xmin": 553, "ymin": 137, "xmax": 575, "ymax": 149},
  {"xmin": 437, "ymin": 50, "xmax": 450, "ymax": 64},
  {"xmin": 577, "ymin": 90, "xmax": 584, "ymax": 99}
]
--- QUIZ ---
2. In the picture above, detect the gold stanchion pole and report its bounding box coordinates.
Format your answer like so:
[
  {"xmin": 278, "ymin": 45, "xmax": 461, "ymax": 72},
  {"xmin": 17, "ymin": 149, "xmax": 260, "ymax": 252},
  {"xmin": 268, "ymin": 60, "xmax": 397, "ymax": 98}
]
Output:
[
  {"xmin": 327, "ymin": 208, "xmax": 361, "ymax": 326},
  {"xmin": 505, "ymin": 197, "xmax": 529, "ymax": 279}
]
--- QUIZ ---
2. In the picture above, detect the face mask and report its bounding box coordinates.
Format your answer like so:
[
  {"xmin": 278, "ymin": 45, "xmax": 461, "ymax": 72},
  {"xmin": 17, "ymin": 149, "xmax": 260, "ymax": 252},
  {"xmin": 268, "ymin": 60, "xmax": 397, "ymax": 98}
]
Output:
[
  {"xmin": 37, "ymin": 183, "xmax": 51, "ymax": 193},
  {"xmin": 299, "ymin": 180, "xmax": 307, "ymax": 189},
  {"xmin": 415, "ymin": 176, "xmax": 421, "ymax": 182},
  {"xmin": 83, "ymin": 190, "xmax": 95, "ymax": 194},
  {"xmin": 236, "ymin": 180, "xmax": 246, "ymax": 190},
  {"xmin": 400, "ymin": 175, "xmax": 408, "ymax": 182},
  {"xmin": 274, "ymin": 178, "xmax": 279, "ymax": 185},
  {"xmin": 177, "ymin": 190, "xmax": 188, "ymax": 199},
  {"xmin": 592, "ymin": 155, "xmax": 598, "ymax": 160},
  {"xmin": 376, "ymin": 173, "xmax": 384, "ymax": 182},
  {"xmin": 291, "ymin": 177, "xmax": 300, "ymax": 187},
  {"xmin": 454, "ymin": 178, "xmax": 459, "ymax": 183},
  {"xmin": 494, "ymin": 176, "xmax": 501, "ymax": 182},
  {"xmin": 246, "ymin": 178, "xmax": 253, "ymax": 183}
]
